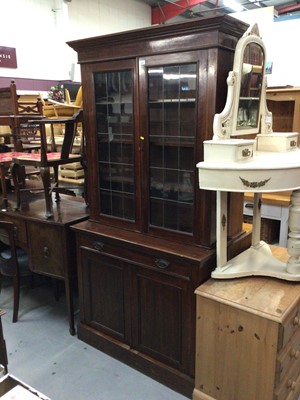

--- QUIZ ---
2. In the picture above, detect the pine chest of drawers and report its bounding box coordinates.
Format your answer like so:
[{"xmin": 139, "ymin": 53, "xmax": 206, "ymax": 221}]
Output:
[{"xmin": 193, "ymin": 269, "xmax": 300, "ymax": 400}]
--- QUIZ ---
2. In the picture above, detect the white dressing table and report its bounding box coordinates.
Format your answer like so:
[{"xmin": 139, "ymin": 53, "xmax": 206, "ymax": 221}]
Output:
[
  {"xmin": 197, "ymin": 24, "xmax": 300, "ymax": 281},
  {"xmin": 198, "ymin": 150, "xmax": 300, "ymax": 280}
]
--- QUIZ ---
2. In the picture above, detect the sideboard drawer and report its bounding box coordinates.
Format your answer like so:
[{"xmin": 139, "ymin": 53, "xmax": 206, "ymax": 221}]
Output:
[
  {"xmin": 27, "ymin": 222, "xmax": 65, "ymax": 277},
  {"xmin": 78, "ymin": 234, "xmax": 192, "ymax": 280},
  {"xmin": 279, "ymin": 305, "xmax": 300, "ymax": 351},
  {"xmin": 0, "ymin": 215, "xmax": 27, "ymax": 248},
  {"xmin": 277, "ymin": 330, "xmax": 300, "ymax": 385},
  {"xmin": 275, "ymin": 359, "xmax": 300, "ymax": 400}
]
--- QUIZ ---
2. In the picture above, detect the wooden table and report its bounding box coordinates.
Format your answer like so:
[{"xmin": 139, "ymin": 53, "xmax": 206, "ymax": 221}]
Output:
[
  {"xmin": 0, "ymin": 196, "xmax": 89, "ymax": 335},
  {"xmin": 244, "ymin": 191, "xmax": 291, "ymax": 247}
]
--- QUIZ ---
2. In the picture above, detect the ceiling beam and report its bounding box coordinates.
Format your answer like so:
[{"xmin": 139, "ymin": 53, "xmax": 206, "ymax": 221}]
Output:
[
  {"xmin": 276, "ymin": 3, "xmax": 300, "ymax": 14},
  {"xmin": 152, "ymin": 0, "xmax": 208, "ymax": 24}
]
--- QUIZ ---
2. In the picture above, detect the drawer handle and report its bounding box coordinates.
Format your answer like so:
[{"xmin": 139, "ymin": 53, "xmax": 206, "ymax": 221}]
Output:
[
  {"xmin": 43, "ymin": 246, "xmax": 50, "ymax": 258},
  {"xmin": 293, "ymin": 316, "xmax": 300, "ymax": 326},
  {"xmin": 242, "ymin": 148, "xmax": 251, "ymax": 157},
  {"xmin": 287, "ymin": 379, "xmax": 296, "ymax": 391},
  {"xmin": 245, "ymin": 203, "xmax": 254, "ymax": 209},
  {"xmin": 155, "ymin": 259, "xmax": 170, "ymax": 269},
  {"xmin": 93, "ymin": 241, "xmax": 104, "ymax": 251},
  {"xmin": 290, "ymin": 349, "xmax": 300, "ymax": 359}
]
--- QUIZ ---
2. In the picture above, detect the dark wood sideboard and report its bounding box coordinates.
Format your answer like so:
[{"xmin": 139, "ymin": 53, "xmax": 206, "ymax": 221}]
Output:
[
  {"xmin": 0, "ymin": 196, "xmax": 89, "ymax": 335},
  {"xmin": 68, "ymin": 14, "xmax": 251, "ymax": 396}
]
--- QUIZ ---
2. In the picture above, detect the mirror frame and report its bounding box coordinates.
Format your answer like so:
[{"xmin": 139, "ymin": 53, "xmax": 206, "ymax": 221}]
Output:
[{"xmin": 213, "ymin": 24, "xmax": 272, "ymax": 140}]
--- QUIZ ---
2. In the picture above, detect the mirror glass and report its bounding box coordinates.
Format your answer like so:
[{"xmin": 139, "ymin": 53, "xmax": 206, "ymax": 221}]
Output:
[{"xmin": 236, "ymin": 42, "xmax": 264, "ymax": 131}]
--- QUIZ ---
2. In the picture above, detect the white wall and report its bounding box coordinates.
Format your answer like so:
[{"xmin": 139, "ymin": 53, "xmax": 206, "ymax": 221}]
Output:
[
  {"xmin": 67, "ymin": 0, "xmax": 151, "ymax": 40},
  {"xmin": 0, "ymin": 0, "xmax": 151, "ymax": 83},
  {"xmin": 0, "ymin": 1, "xmax": 298, "ymax": 87},
  {"xmin": 66, "ymin": 0, "xmax": 151, "ymax": 81},
  {"xmin": 232, "ymin": 6, "xmax": 300, "ymax": 87}
]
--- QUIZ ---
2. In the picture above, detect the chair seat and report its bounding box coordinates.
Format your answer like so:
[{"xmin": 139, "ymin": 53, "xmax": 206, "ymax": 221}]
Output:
[
  {"xmin": 13, "ymin": 152, "xmax": 81, "ymax": 162},
  {"xmin": 0, "ymin": 152, "xmax": 25, "ymax": 163},
  {"xmin": 0, "ymin": 248, "xmax": 29, "ymax": 275}
]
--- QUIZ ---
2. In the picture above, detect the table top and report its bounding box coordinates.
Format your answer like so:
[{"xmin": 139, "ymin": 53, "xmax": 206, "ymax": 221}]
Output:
[
  {"xmin": 0, "ymin": 196, "xmax": 89, "ymax": 226},
  {"xmin": 267, "ymin": 86, "xmax": 300, "ymax": 94},
  {"xmin": 196, "ymin": 246, "xmax": 300, "ymax": 323},
  {"xmin": 244, "ymin": 191, "xmax": 292, "ymax": 207}
]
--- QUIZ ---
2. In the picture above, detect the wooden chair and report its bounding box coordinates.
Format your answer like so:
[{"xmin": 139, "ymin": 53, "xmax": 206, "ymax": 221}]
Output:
[
  {"xmin": 0, "ymin": 80, "xmax": 43, "ymax": 151},
  {"xmin": 0, "ymin": 221, "xmax": 31, "ymax": 323},
  {"xmin": 65, "ymin": 86, "xmax": 82, "ymax": 108},
  {"xmin": 11, "ymin": 110, "xmax": 86, "ymax": 218},
  {"xmin": 46, "ymin": 86, "xmax": 82, "ymax": 117},
  {"xmin": 0, "ymin": 81, "xmax": 44, "ymax": 208}
]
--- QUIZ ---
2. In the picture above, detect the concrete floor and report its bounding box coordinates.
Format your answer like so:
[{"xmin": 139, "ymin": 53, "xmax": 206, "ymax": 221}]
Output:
[{"xmin": 0, "ymin": 277, "xmax": 190, "ymax": 400}]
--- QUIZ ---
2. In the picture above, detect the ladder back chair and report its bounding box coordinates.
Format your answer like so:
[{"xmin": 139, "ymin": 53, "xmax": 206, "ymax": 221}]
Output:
[
  {"xmin": 11, "ymin": 110, "xmax": 86, "ymax": 218},
  {"xmin": 0, "ymin": 81, "xmax": 44, "ymax": 208}
]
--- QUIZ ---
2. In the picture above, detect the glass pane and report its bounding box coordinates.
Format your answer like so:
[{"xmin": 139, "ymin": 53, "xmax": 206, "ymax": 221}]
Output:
[
  {"xmin": 94, "ymin": 70, "xmax": 135, "ymax": 221},
  {"xmin": 148, "ymin": 63, "xmax": 197, "ymax": 234}
]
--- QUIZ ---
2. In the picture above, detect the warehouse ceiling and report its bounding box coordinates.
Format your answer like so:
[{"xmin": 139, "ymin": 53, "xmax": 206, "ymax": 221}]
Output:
[{"xmin": 136, "ymin": 0, "xmax": 300, "ymax": 23}]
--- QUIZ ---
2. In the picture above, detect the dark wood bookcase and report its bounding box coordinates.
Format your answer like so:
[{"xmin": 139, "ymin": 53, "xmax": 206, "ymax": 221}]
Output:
[{"xmin": 68, "ymin": 15, "xmax": 250, "ymax": 396}]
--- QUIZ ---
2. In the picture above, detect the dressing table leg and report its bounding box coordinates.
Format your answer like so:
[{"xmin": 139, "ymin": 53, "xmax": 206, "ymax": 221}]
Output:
[
  {"xmin": 252, "ymin": 193, "xmax": 262, "ymax": 247},
  {"xmin": 216, "ymin": 191, "xmax": 228, "ymax": 268}
]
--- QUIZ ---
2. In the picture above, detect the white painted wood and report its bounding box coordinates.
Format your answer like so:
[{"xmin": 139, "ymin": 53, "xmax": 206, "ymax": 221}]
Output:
[
  {"xmin": 197, "ymin": 23, "xmax": 300, "ymax": 281},
  {"xmin": 216, "ymin": 191, "xmax": 228, "ymax": 269},
  {"xmin": 251, "ymin": 193, "xmax": 261, "ymax": 247}
]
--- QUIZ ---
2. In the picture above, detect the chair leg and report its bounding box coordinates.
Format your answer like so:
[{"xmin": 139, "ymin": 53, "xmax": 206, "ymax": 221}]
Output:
[
  {"xmin": 10, "ymin": 163, "xmax": 22, "ymax": 211},
  {"xmin": 40, "ymin": 166, "xmax": 53, "ymax": 218},
  {"xmin": 12, "ymin": 274, "xmax": 20, "ymax": 323},
  {"xmin": 0, "ymin": 165, "xmax": 8, "ymax": 210}
]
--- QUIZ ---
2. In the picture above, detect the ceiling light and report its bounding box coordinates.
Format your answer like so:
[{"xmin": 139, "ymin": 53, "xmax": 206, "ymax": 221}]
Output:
[
  {"xmin": 249, "ymin": 0, "xmax": 262, "ymax": 5},
  {"xmin": 223, "ymin": 0, "xmax": 244, "ymax": 12}
]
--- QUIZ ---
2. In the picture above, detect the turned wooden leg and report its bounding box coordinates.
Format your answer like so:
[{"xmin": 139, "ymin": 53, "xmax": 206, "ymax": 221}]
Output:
[{"xmin": 251, "ymin": 193, "xmax": 262, "ymax": 247}]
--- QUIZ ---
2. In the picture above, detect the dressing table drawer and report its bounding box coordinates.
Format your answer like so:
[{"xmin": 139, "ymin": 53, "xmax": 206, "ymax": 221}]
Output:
[
  {"xmin": 203, "ymin": 139, "xmax": 255, "ymax": 162},
  {"xmin": 257, "ymin": 132, "xmax": 298, "ymax": 152}
]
